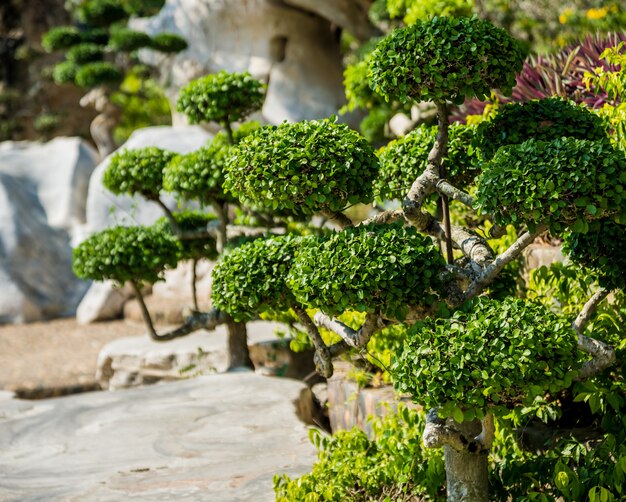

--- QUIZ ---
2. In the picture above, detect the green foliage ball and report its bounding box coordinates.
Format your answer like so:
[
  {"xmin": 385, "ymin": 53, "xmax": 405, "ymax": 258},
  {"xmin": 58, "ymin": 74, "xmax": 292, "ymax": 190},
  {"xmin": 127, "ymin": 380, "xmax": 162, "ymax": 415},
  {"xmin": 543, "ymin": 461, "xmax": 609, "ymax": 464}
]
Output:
[
  {"xmin": 163, "ymin": 123, "xmax": 259, "ymax": 205},
  {"xmin": 288, "ymin": 223, "xmax": 445, "ymax": 319},
  {"xmin": 370, "ymin": 16, "xmax": 524, "ymax": 104},
  {"xmin": 392, "ymin": 297, "xmax": 580, "ymax": 421},
  {"xmin": 74, "ymin": 0, "xmax": 128, "ymax": 27},
  {"xmin": 176, "ymin": 71, "xmax": 265, "ymax": 125},
  {"xmin": 52, "ymin": 61, "xmax": 79, "ymax": 84},
  {"xmin": 73, "ymin": 225, "xmax": 180, "ymax": 285},
  {"xmin": 475, "ymin": 137, "xmax": 626, "ymax": 234},
  {"xmin": 225, "ymin": 118, "xmax": 379, "ymax": 215},
  {"xmin": 82, "ymin": 28, "xmax": 110, "ymax": 45},
  {"xmin": 211, "ymin": 235, "xmax": 304, "ymax": 322},
  {"xmin": 477, "ymin": 98, "xmax": 608, "ymax": 159},
  {"xmin": 75, "ymin": 61, "xmax": 123, "ymax": 87},
  {"xmin": 150, "ymin": 33, "xmax": 188, "ymax": 53},
  {"xmin": 42, "ymin": 26, "xmax": 83, "ymax": 52},
  {"xmin": 375, "ymin": 122, "xmax": 479, "ymax": 202},
  {"xmin": 66, "ymin": 43, "xmax": 104, "ymax": 64},
  {"xmin": 564, "ymin": 219, "xmax": 626, "ymax": 290},
  {"xmin": 124, "ymin": 0, "xmax": 165, "ymax": 16},
  {"xmin": 103, "ymin": 147, "xmax": 176, "ymax": 200},
  {"xmin": 154, "ymin": 211, "xmax": 218, "ymax": 262},
  {"xmin": 107, "ymin": 28, "xmax": 152, "ymax": 52}
]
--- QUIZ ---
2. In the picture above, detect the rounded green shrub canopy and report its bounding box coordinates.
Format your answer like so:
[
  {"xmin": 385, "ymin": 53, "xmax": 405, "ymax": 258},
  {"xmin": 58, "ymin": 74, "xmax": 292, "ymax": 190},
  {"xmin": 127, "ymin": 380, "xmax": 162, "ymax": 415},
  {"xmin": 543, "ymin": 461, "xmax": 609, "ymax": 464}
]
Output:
[
  {"xmin": 42, "ymin": 26, "xmax": 83, "ymax": 52},
  {"xmin": 288, "ymin": 223, "xmax": 445, "ymax": 320},
  {"xmin": 154, "ymin": 211, "xmax": 218, "ymax": 262},
  {"xmin": 107, "ymin": 28, "xmax": 152, "ymax": 52},
  {"xmin": 66, "ymin": 43, "xmax": 104, "ymax": 64},
  {"xmin": 73, "ymin": 225, "xmax": 180, "ymax": 285},
  {"xmin": 211, "ymin": 235, "xmax": 304, "ymax": 322},
  {"xmin": 104, "ymin": 147, "xmax": 176, "ymax": 200},
  {"xmin": 176, "ymin": 71, "xmax": 265, "ymax": 125},
  {"xmin": 225, "ymin": 118, "xmax": 379, "ymax": 215},
  {"xmin": 475, "ymin": 137, "xmax": 626, "ymax": 234},
  {"xmin": 52, "ymin": 61, "xmax": 79, "ymax": 84},
  {"xmin": 150, "ymin": 33, "xmax": 188, "ymax": 53},
  {"xmin": 392, "ymin": 297, "xmax": 580, "ymax": 421},
  {"xmin": 75, "ymin": 61, "xmax": 123, "ymax": 87},
  {"xmin": 375, "ymin": 122, "xmax": 479, "ymax": 201},
  {"xmin": 74, "ymin": 0, "xmax": 128, "ymax": 26},
  {"xmin": 564, "ymin": 219, "xmax": 626, "ymax": 290},
  {"xmin": 477, "ymin": 98, "xmax": 608, "ymax": 159},
  {"xmin": 370, "ymin": 16, "xmax": 524, "ymax": 104}
]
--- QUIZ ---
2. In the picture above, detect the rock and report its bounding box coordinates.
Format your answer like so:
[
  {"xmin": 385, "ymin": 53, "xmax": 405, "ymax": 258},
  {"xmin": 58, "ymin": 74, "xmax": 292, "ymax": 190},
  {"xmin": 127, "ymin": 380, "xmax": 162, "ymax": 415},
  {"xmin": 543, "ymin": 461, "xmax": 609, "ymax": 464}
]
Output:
[
  {"xmin": 97, "ymin": 321, "xmax": 315, "ymax": 390},
  {"xmin": 0, "ymin": 373, "xmax": 317, "ymax": 501},
  {"xmin": 131, "ymin": 0, "xmax": 347, "ymax": 124},
  {"xmin": 0, "ymin": 137, "xmax": 99, "ymax": 236},
  {"xmin": 76, "ymin": 281, "xmax": 141, "ymax": 324},
  {"xmin": 83, "ymin": 125, "xmax": 211, "ymax": 236},
  {"xmin": 0, "ymin": 161, "xmax": 92, "ymax": 323}
]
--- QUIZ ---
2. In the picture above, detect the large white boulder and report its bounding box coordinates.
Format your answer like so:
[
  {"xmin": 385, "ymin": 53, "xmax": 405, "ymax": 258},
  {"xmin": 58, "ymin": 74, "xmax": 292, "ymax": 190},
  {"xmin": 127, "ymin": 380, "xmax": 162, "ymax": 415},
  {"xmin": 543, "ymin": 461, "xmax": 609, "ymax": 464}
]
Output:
[
  {"xmin": 131, "ymin": 0, "xmax": 350, "ymax": 124},
  {"xmin": 0, "ymin": 138, "xmax": 99, "ymax": 323}
]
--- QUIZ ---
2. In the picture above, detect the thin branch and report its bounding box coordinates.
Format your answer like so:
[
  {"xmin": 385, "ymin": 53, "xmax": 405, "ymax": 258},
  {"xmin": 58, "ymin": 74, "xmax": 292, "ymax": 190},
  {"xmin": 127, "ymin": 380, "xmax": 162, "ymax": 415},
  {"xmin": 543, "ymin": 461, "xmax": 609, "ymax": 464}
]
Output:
[
  {"xmin": 313, "ymin": 312, "xmax": 380, "ymax": 348},
  {"xmin": 461, "ymin": 226, "xmax": 545, "ymax": 303},
  {"xmin": 292, "ymin": 304, "xmax": 333, "ymax": 378},
  {"xmin": 572, "ymin": 288, "xmax": 616, "ymax": 379},
  {"xmin": 321, "ymin": 210, "xmax": 354, "ymax": 230},
  {"xmin": 360, "ymin": 209, "xmax": 405, "ymax": 226},
  {"xmin": 436, "ymin": 180, "xmax": 474, "ymax": 208},
  {"xmin": 211, "ymin": 201, "xmax": 229, "ymax": 253},
  {"xmin": 432, "ymin": 221, "xmax": 494, "ymax": 268},
  {"xmin": 154, "ymin": 197, "xmax": 181, "ymax": 236}
]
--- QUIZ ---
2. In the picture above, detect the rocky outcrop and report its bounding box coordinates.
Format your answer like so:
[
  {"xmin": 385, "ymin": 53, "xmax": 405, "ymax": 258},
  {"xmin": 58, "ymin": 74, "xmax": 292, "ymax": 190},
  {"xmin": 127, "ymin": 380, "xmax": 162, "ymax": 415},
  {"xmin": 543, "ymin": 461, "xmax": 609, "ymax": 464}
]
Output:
[
  {"xmin": 131, "ymin": 0, "xmax": 352, "ymax": 124},
  {"xmin": 0, "ymin": 138, "xmax": 99, "ymax": 323}
]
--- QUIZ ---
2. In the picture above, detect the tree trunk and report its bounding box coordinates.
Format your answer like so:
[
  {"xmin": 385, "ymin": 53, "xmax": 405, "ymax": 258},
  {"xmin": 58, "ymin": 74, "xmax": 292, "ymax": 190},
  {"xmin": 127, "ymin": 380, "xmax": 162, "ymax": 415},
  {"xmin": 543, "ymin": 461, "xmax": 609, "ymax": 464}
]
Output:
[
  {"xmin": 226, "ymin": 318, "xmax": 253, "ymax": 370},
  {"xmin": 444, "ymin": 419, "xmax": 489, "ymax": 502}
]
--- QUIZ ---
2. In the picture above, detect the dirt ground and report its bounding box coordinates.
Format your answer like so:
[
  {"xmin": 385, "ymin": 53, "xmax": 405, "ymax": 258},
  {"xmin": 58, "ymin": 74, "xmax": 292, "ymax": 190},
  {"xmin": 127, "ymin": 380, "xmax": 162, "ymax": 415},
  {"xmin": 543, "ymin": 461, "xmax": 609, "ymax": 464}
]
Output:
[{"xmin": 0, "ymin": 317, "xmax": 146, "ymax": 397}]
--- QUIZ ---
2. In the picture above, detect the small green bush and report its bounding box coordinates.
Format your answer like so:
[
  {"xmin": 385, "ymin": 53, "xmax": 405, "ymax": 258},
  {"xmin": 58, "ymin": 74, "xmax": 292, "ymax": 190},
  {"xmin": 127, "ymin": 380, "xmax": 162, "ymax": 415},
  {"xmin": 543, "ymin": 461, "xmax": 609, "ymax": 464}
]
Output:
[
  {"xmin": 375, "ymin": 122, "xmax": 479, "ymax": 201},
  {"xmin": 123, "ymin": 0, "xmax": 165, "ymax": 16},
  {"xmin": 150, "ymin": 33, "xmax": 188, "ymax": 53},
  {"xmin": 154, "ymin": 211, "xmax": 218, "ymax": 262},
  {"xmin": 66, "ymin": 43, "xmax": 104, "ymax": 64},
  {"xmin": 82, "ymin": 28, "xmax": 110, "ymax": 45},
  {"xmin": 107, "ymin": 28, "xmax": 152, "ymax": 52},
  {"xmin": 370, "ymin": 16, "xmax": 524, "ymax": 104},
  {"xmin": 52, "ymin": 61, "xmax": 79, "ymax": 84},
  {"xmin": 564, "ymin": 219, "xmax": 626, "ymax": 290},
  {"xmin": 225, "ymin": 118, "xmax": 379, "ymax": 215},
  {"xmin": 103, "ymin": 147, "xmax": 176, "ymax": 200},
  {"xmin": 288, "ymin": 223, "xmax": 445, "ymax": 320},
  {"xmin": 73, "ymin": 0, "xmax": 128, "ymax": 26},
  {"xmin": 211, "ymin": 235, "xmax": 304, "ymax": 322},
  {"xmin": 393, "ymin": 297, "xmax": 580, "ymax": 422},
  {"xmin": 75, "ymin": 61, "xmax": 123, "ymax": 87},
  {"xmin": 176, "ymin": 71, "xmax": 265, "ymax": 125},
  {"xmin": 73, "ymin": 225, "xmax": 180, "ymax": 285},
  {"xmin": 42, "ymin": 26, "xmax": 83, "ymax": 52},
  {"xmin": 477, "ymin": 98, "xmax": 608, "ymax": 159},
  {"xmin": 475, "ymin": 137, "xmax": 626, "ymax": 233}
]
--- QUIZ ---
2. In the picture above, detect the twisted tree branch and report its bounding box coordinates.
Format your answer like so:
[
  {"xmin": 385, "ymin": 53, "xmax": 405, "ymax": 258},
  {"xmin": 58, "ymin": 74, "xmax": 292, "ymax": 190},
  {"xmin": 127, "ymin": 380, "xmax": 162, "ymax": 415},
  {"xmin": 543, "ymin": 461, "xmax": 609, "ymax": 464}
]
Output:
[
  {"xmin": 313, "ymin": 312, "xmax": 380, "ymax": 348},
  {"xmin": 436, "ymin": 180, "xmax": 474, "ymax": 208},
  {"xmin": 293, "ymin": 304, "xmax": 333, "ymax": 378},
  {"xmin": 321, "ymin": 210, "xmax": 354, "ymax": 230}
]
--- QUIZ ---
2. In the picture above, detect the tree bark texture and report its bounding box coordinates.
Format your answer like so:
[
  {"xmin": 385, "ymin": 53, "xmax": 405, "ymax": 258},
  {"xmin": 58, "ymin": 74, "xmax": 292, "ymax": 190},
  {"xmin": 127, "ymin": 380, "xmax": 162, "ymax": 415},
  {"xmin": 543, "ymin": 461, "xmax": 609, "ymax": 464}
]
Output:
[
  {"xmin": 444, "ymin": 441, "xmax": 489, "ymax": 502},
  {"xmin": 226, "ymin": 319, "xmax": 254, "ymax": 370}
]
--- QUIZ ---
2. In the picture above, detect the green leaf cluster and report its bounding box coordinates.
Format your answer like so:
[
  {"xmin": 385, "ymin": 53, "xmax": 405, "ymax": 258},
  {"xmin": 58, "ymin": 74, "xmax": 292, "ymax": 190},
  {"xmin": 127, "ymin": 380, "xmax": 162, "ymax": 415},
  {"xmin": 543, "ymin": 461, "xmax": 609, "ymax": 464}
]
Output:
[
  {"xmin": 52, "ymin": 61, "xmax": 79, "ymax": 84},
  {"xmin": 274, "ymin": 406, "xmax": 445, "ymax": 501},
  {"xmin": 73, "ymin": 225, "xmax": 179, "ymax": 285},
  {"xmin": 369, "ymin": 16, "xmax": 524, "ymax": 104},
  {"xmin": 149, "ymin": 33, "xmax": 188, "ymax": 53},
  {"xmin": 477, "ymin": 98, "xmax": 608, "ymax": 160},
  {"xmin": 163, "ymin": 124, "xmax": 259, "ymax": 205},
  {"xmin": 154, "ymin": 211, "xmax": 218, "ymax": 262},
  {"xmin": 73, "ymin": 0, "xmax": 128, "ymax": 26},
  {"xmin": 75, "ymin": 61, "xmax": 123, "ymax": 87},
  {"xmin": 475, "ymin": 137, "xmax": 626, "ymax": 234},
  {"xmin": 66, "ymin": 43, "xmax": 104, "ymax": 64},
  {"xmin": 176, "ymin": 71, "xmax": 265, "ymax": 125},
  {"xmin": 287, "ymin": 223, "xmax": 445, "ymax": 319},
  {"xmin": 225, "ymin": 118, "xmax": 379, "ymax": 215},
  {"xmin": 564, "ymin": 219, "xmax": 626, "ymax": 290},
  {"xmin": 107, "ymin": 27, "xmax": 152, "ymax": 52},
  {"xmin": 392, "ymin": 297, "xmax": 580, "ymax": 421},
  {"xmin": 386, "ymin": 0, "xmax": 474, "ymax": 25},
  {"xmin": 103, "ymin": 147, "xmax": 176, "ymax": 200},
  {"xmin": 211, "ymin": 235, "xmax": 305, "ymax": 322},
  {"xmin": 375, "ymin": 122, "xmax": 479, "ymax": 201},
  {"xmin": 42, "ymin": 27, "xmax": 83, "ymax": 51}
]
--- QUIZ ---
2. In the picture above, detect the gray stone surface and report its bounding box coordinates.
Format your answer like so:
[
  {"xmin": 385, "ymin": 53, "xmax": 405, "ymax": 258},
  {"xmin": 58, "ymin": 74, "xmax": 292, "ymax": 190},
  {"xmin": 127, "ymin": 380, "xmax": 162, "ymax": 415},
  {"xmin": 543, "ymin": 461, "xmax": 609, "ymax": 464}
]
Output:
[
  {"xmin": 131, "ymin": 0, "xmax": 347, "ymax": 125},
  {"xmin": 0, "ymin": 373, "xmax": 317, "ymax": 501},
  {"xmin": 76, "ymin": 280, "xmax": 136, "ymax": 324}
]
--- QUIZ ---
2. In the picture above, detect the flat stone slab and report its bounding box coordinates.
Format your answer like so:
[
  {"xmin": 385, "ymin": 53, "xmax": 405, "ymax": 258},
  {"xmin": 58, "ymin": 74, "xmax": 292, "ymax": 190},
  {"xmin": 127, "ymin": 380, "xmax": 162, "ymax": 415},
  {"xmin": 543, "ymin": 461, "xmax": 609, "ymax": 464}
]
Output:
[{"xmin": 0, "ymin": 373, "xmax": 317, "ymax": 501}]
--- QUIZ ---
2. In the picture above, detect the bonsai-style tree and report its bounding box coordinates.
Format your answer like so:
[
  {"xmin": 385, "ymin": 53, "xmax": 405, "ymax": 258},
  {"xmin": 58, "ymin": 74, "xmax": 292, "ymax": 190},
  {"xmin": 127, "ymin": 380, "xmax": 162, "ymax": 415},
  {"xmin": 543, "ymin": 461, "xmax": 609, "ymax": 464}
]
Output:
[
  {"xmin": 214, "ymin": 16, "xmax": 623, "ymax": 501},
  {"xmin": 41, "ymin": 0, "xmax": 187, "ymax": 155}
]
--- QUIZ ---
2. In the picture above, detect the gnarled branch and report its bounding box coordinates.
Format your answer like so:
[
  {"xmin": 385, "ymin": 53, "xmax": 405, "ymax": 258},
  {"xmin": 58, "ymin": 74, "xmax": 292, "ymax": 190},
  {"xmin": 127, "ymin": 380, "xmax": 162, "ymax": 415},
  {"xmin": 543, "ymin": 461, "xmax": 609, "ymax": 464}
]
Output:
[
  {"xmin": 321, "ymin": 210, "xmax": 354, "ymax": 230},
  {"xmin": 436, "ymin": 180, "xmax": 474, "ymax": 208},
  {"xmin": 313, "ymin": 312, "xmax": 380, "ymax": 348},
  {"xmin": 293, "ymin": 304, "xmax": 333, "ymax": 378}
]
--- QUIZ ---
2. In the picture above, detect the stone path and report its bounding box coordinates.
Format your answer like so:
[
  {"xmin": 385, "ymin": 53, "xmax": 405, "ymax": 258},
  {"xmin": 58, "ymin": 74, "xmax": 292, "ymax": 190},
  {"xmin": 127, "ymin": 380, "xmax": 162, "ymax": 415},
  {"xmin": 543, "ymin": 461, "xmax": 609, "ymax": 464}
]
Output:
[{"xmin": 0, "ymin": 373, "xmax": 317, "ymax": 501}]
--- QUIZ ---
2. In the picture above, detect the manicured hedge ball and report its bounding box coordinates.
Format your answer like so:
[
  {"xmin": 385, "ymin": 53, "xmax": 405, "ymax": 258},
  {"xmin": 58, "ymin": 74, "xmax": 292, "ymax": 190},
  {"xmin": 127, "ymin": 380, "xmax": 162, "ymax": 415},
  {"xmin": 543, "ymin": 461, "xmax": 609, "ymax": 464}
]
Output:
[
  {"xmin": 107, "ymin": 28, "xmax": 152, "ymax": 52},
  {"xmin": 66, "ymin": 43, "xmax": 104, "ymax": 64},
  {"xmin": 52, "ymin": 61, "xmax": 79, "ymax": 84},
  {"xmin": 74, "ymin": 0, "xmax": 128, "ymax": 27},
  {"xmin": 225, "ymin": 118, "xmax": 379, "ymax": 215},
  {"xmin": 150, "ymin": 33, "xmax": 188, "ymax": 53},
  {"xmin": 42, "ymin": 27, "xmax": 83, "ymax": 52},
  {"xmin": 370, "ymin": 16, "xmax": 524, "ymax": 104},
  {"xmin": 74, "ymin": 62, "xmax": 123, "ymax": 88}
]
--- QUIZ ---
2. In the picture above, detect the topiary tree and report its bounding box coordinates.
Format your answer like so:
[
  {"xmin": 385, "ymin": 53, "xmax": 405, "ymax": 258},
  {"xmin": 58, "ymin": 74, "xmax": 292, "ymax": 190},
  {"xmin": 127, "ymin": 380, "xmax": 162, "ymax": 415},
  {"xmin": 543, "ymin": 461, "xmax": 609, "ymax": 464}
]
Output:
[
  {"xmin": 207, "ymin": 16, "xmax": 624, "ymax": 501},
  {"xmin": 41, "ymin": 0, "xmax": 187, "ymax": 155}
]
